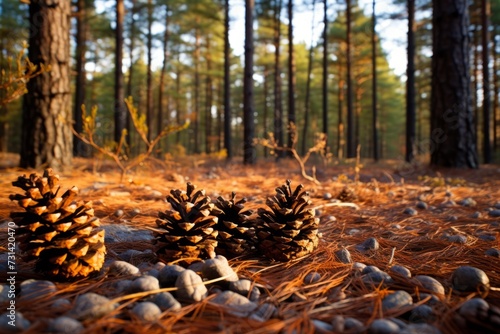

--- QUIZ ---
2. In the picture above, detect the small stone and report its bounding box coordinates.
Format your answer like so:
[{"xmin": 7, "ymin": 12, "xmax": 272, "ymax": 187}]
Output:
[
  {"xmin": 175, "ymin": 269, "xmax": 207, "ymax": 302},
  {"xmin": 112, "ymin": 279, "xmax": 132, "ymax": 294},
  {"xmin": 451, "ymin": 266, "xmax": 490, "ymax": 293},
  {"xmin": 412, "ymin": 275, "xmax": 445, "ymax": 295},
  {"xmin": 362, "ymin": 266, "xmax": 381, "ymax": 275},
  {"xmin": 148, "ymin": 190, "xmax": 164, "ymax": 199},
  {"xmin": 19, "ymin": 280, "xmax": 57, "ymax": 301},
  {"xmin": 471, "ymin": 211, "xmax": 482, "ymax": 218},
  {"xmin": 445, "ymin": 234, "xmax": 467, "ymax": 244},
  {"xmin": 382, "ymin": 290, "xmax": 413, "ymax": 311},
  {"xmin": 304, "ymin": 272, "xmax": 321, "ymax": 284},
  {"xmin": 149, "ymin": 292, "xmax": 181, "ymax": 311},
  {"xmin": 52, "ymin": 298, "xmax": 72, "ymax": 310},
  {"xmin": 251, "ymin": 303, "xmax": 277, "ymax": 321},
  {"xmin": 485, "ymin": 248, "xmax": 500, "ymax": 257},
  {"xmin": 478, "ymin": 234, "xmax": 496, "ymax": 241},
  {"xmin": 348, "ymin": 228, "xmax": 360, "ymax": 235},
  {"xmin": 368, "ymin": 319, "xmax": 401, "ymax": 334},
  {"xmin": 323, "ymin": 192, "xmax": 333, "ymax": 200},
  {"xmin": 353, "ymin": 262, "xmax": 367, "ymax": 272},
  {"xmin": 441, "ymin": 199, "xmax": 456, "ymax": 207},
  {"xmin": 114, "ymin": 209, "xmax": 124, "ymax": 217},
  {"xmin": 459, "ymin": 198, "xmax": 476, "ymax": 207},
  {"xmin": 313, "ymin": 319, "xmax": 333, "ymax": 333},
  {"xmin": 404, "ymin": 207, "xmax": 418, "ymax": 215},
  {"xmin": 416, "ymin": 201, "xmax": 428, "ymax": 210},
  {"xmin": 402, "ymin": 323, "xmax": 442, "ymax": 334},
  {"xmin": 390, "ymin": 265, "xmax": 412, "ymax": 278},
  {"xmin": 335, "ymin": 248, "xmax": 352, "ymax": 264},
  {"xmin": 48, "ymin": 316, "xmax": 84, "ymax": 334},
  {"xmin": 154, "ymin": 262, "xmax": 166, "ymax": 270},
  {"xmin": 158, "ymin": 264, "xmax": 185, "ymax": 287},
  {"xmin": 67, "ymin": 292, "xmax": 118, "ymax": 321},
  {"xmin": 146, "ymin": 268, "xmax": 160, "ymax": 278},
  {"xmin": 322, "ymin": 215, "xmax": 337, "ymax": 223},
  {"xmin": 118, "ymin": 249, "xmax": 144, "ymax": 262},
  {"xmin": 108, "ymin": 261, "xmax": 140, "ymax": 276},
  {"xmin": 229, "ymin": 279, "xmax": 261, "ymax": 301},
  {"xmin": 131, "ymin": 302, "xmax": 162, "ymax": 321},
  {"xmin": 0, "ymin": 311, "xmax": 30, "ymax": 333},
  {"xmin": 418, "ymin": 293, "xmax": 441, "ymax": 307},
  {"xmin": 363, "ymin": 271, "xmax": 394, "ymax": 285},
  {"xmin": 344, "ymin": 317, "xmax": 364, "ymax": 332},
  {"xmin": 187, "ymin": 261, "xmax": 205, "ymax": 273},
  {"xmin": 409, "ymin": 304, "xmax": 435, "ymax": 323},
  {"xmin": 201, "ymin": 257, "xmax": 238, "ymax": 283},
  {"xmin": 488, "ymin": 209, "xmax": 500, "ymax": 217},
  {"xmin": 387, "ymin": 191, "xmax": 395, "ymax": 198},
  {"xmin": 458, "ymin": 298, "xmax": 489, "ymax": 319},
  {"xmin": 211, "ymin": 291, "xmax": 257, "ymax": 317},
  {"xmin": 128, "ymin": 275, "xmax": 160, "ymax": 293},
  {"xmin": 494, "ymin": 202, "xmax": 500, "ymax": 209},
  {"xmin": 447, "ymin": 215, "xmax": 458, "ymax": 222},
  {"xmin": 109, "ymin": 191, "xmax": 130, "ymax": 197},
  {"xmin": 130, "ymin": 208, "xmax": 141, "ymax": 216},
  {"xmin": 356, "ymin": 237, "xmax": 379, "ymax": 252}
]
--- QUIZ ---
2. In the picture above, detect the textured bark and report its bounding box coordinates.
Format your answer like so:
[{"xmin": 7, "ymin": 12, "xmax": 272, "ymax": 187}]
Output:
[
  {"xmin": 126, "ymin": 0, "xmax": 137, "ymax": 146},
  {"xmin": 287, "ymin": 0, "xmax": 296, "ymax": 152},
  {"xmin": 223, "ymin": 0, "xmax": 232, "ymax": 159},
  {"xmin": 21, "ymin": 0, "xmax": 72, "ymax": 169},
  {"xmin": 372, "ymin": 0, "xmax": 379, "ymax": 161},
  {"xmin": 193, "ymin": 26, "xmax": 201, "ymax": 154},
  {"xmin": 243, "ymin": 0, "xmax": 255, "ymax": 164},
  {"xmin": 346, "ymin": 0, "xmax": 355, "ymax": 158},
  {"xmin": 406, "ymin": 0, "xmax": 416, "ymax": 162},
  {"xmin": 493, "ymin": 28, "xmax": 499, "ymax": 150},
  {"xmin": 114, "ymin": 0, "xmax": 126, "ymax": 143},
  {"xmin": 274, "ymin": 0, "xmax": 284, "ymax": 157},
  {"xmin": 481, "ymin": 0, "xmax": 491, "ymax": 163},
  {"xmin": 263, "ymin": 65, "xmax": 269, "ymax": 157},
  {"xmin": 73, "ymin": 0, "xmax": 87, "ymax": 157},
  {"xmin": 205, "ymin": 37, "xmax": 213, "ymax": 154},
  {"xmin": 157, "ymin": 5, "xmax": 170, "ymax": 153},
  {"xmin": 430, "ymin": 0, "xmax": 478, "ymax": 168},
  {"xmin": 321, "ymin": 0, "xmax": 328, "ymax": 153},
  {"xmin": 337, "ymin": 58, "xmax": 344, "ymax": 159},
  {"xmin": 146, "ymin": 0, "xmax": 154, "ymax": 141}
]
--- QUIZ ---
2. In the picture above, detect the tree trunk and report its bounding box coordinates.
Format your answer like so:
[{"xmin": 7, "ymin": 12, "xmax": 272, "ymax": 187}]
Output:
[
  {"xmin": 274, "ymin": 0, "xmax": 284, "ymax": 157},
  {"xmin": 322, "ymin": 0, "xmax": 328, "ymax": 152},
  {"xmin": 430, "ymin": 0, "xmax": 478, "ymax": 168},
  {"xmin": 346, "ymin": 0, "xmax": 355, "ymax": 158},
  {"xmin": 481, "ymin": 0, "xmax": 491, "ymax": 163},
  {"xmin": 243, "ymin": 0, "xmax": 255, "ymax": 164},
  {"xmin": 73, "ymin": 0, "xmax": 87, "ymax": 157},
  {"xmin": 21, "ymin": 0, "xmax": 72, "ymax": 169},
  {"xmin": 126, "ymin": 0, "xmax": 137, "ymax": 147},
  {"xmin": 146, "ymin": 0, "xmax": 154, "ymax": 141},
  {"xmin": 406, "ymin": 0, "xmax": 416, "ymax": 162},
  {"xmin": 263, "ymin": 65, "xmax": 269, "ymax": 157},
  {"xmin": 205, "ymin": 37, "xmax": 213, "ymax": 154},
  {"xmin": 287, "ymin": 0, "xmax": 296, "ymax": 152},
  {"xmin": 223, "ymin": 0, "xmax": 232, "ymax": 159},
  {"xmin": 157, "ymin": 5, "xmax": 169, "ymax": 153},
  {"xmin": 337, "ymin": 57, "xmax": 344, "ymax": 159},
  {"xmin": 193, "ymin": 26, "xmax": 201, "ymax": 154},
  {"xmin": 493, "ymin": 27, "xmax": 499, "ymax": 150},
  {"xmin": 372, "ymin": 0, "xmax": 379, "ymax": 161},
  {"xmin": 175, "ymin": 59, "xmax": 182, "ymax": 145},
  {"xmin": 114, "ymin": 0, "xmax": 126, "ymax": 143}
]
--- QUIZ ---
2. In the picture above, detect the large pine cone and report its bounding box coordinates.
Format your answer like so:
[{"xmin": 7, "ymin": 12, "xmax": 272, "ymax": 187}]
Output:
[
  {"xmin": 10, "ymin": 169, "xmax": 106, "ymax": 280},
  {"xmin": 214, "ymin": 192, "xmax": 255, "ymax": 258},
  {"xmin": 155, "ymin": 182, "xmax": 219, "ymax": 264},
  {"xmin": 256, "ymin": 180, "xmax": 319, "ymax": 261}
]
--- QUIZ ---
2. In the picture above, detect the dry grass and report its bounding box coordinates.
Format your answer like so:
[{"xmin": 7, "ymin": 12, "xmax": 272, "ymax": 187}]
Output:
[{"xmin": 0, "ymin": 154, "xmax": 499, "ymax": 333}]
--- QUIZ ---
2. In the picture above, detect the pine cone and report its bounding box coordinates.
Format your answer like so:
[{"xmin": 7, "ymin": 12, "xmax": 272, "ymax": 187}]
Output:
[
  {"xmin": 155, "ymin": 182, "xmax": 219, "ymax": 264},
  {"xmin": 337, "ymin": 186, "xmax": 357, "ymax": 202},
  {"xmin": 214, "ymin": 192, "xmax": 255, "ymax": 258},
  {"xmin": 10, "ymin": 169, "xmax": 106, "ymax": 280},
  {"xmin": 256, "ymin": 180, "xmax": 319, "ymax": 261}
]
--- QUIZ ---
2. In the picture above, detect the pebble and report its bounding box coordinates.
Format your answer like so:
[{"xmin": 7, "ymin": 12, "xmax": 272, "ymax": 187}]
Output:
[
  {"xmin": 447, "ymin": 215, "xmax": 458, "ymax": 222},
  {"xmin": 331, "ymin": 315, "xmax": 364, "ymax": 332},
  {"xmin": 109, "ymin": 191, "xmax": 130, "ymax": 197},
  {"xmin": 0, "ymin": 311, "xmax": 31, "ymax": 333},
  {"xmin": 187, "ymin": 261, "xmax": 205, "ymax": 273},
  {"xmin": 114, "ymin": 209, "xmax": 124, "ymax": 217},
  {"xmin": 390, "ymin": 265, "xmax": 412, "ymax": 278},
  {"xmin": 471, "ymin": 211, "xmax": 482, "ymax": 218},
  {"xmin": 103, "ymin": 224, "xmax": 153, "ymax": 243},
  {"xmin": 335, "ymin": 248, "xmax": 352, "ymax": 264},
  {"xmin": 149, "ymin": 292, "xmax": 181, "ymax": 311},
  {"xmin": 201, "ymin": 256, "xmax": 238, "ymax": 283},
  {"xmin": 67, "ymin": 292, "xmax": 118, "ymax": 321},
  {"xmin": 409, "ymin": 304, "xmax": 435, "ymax": 323},
  {"xmin": 175, "ymin": 269, "xmax": 208, "ymax": 302},
  {"xmin": 441, "ymin": 199, "xmax": 456, "ymax": 207},
  {"xmin": 445, "ymin": 234, "xmax": 467, "ymax": 244},
  {"xmin": 323, "ymin": 192, "xmax": 333, "ymax": 200},
  {"xmin": 19, "ymin": 280, "xmax": 57, "ymax": 301},
  {"xmin": 52, "ymin": 298, "xmax": 72, "ymax": 310},
  {"xmin": 488, "ymin": 209, "xmax": 500, "ymax": 217},
  {"xmin": 418, "ymin": 293, "xmax": 441, "ymax": 307},
  {"xmin": 130, "ymin": 208, "xmax": 141, "ymax": 216},
  {"xmin": 304, "ymin": 272, "xmax": 321, "ymax": 284},
  {"xmin": 458, "ymin": 198, "xmax": 476, "ymax": 207},
  {"xmin": 368, "ymin": 319, "xmax": 401, "ymax": 334},
  {"xmin": 363, "ymin": 271, "xmax": 393, "ymax": 285},
  {"xmin": 47, "ymin": 316, "xmax": 84, "ymax": 334},
  {"xmin": 211, "ymin": 290, "xmax": 258, "ymax": 317},
  {"xmin": 356, "ymin": 237, "xmax": 380, "ymax": 252},
  {"xmin": 118, "ymin": 249, "xmax": 144, "ymax": 262},
  {"xmin": 412, "ymin": 275, "xmax": 445, "ymax": 295},
  {"xmin": 251, "ymin": 303, "xmax": 277, "ymax": 322},
  {"xmin": 146, "ymin": 268, "xmax": 160, "ymax": 278},
  {"xmin": 362, "ymin": 266, "xmax": 381, "ymax": 275},
  {"xmin": 353, "ymin": 262, "xmax": 367, "ymax": 272},
  {"xmin": 108, "ymin": 261, "xmax": 140, "ymax": 276},
  {"xmin": 313, "ymin": 319, "xmax": 333, "ymax": 333},
  {"xmin": 458, "ymin": 298, "xmax": 489, "ymax": 319},
  {"xmin": 128, "ymin": 275, "xmax": 160, "ymax": 293},
  {"xmin": 387, "ymin": 191, "xmax": 395, "ymax": 198},
  {"xmin": 485, "ymin": 248, "xmax": 500, "ymax": 257},
  {"xmin": 112, "ymin": 279, "xmax": 132, "ymax": 294},
  {"xmin": 451, "ymin": 266, "xmax": 490, "ymax": 293},
  {"xmin": 348, "ymin": 228, "xmax": 360, "ymax": 235},
  {"xmin": 416, "ymin": 201, "xmax": 428, "ymax": 210},
  {"xmin": 494, "ymin": 202, "xmax": 500, "ymax": 209},
  {"xmin": 322, "ymin": 215, "xmax": 337, "ymax": 223},
  {"xmin": 229, "ymin": 279, "xmax": 261, "ymax": 301},
  {"xmin": 403, "ymin": 207, "xmax": 417, "ymax": 216},
  {"xmin": 478, "ymin": 234, "xmax": 496, "ymax": 241},
  {"xmin": 401, "ymin": 323, "xmax": 442, "ymax": 334},
  {"xmin": 131, "ymin": 302, "xmax": 162, "ymax": 321},
  {"xmin": 158, "ymin": 264, "xmax": 186, "ymax": 287},
  {"xmin": 147, "ymin": 190, "xmax": 164, "ymax": 199},
  {"xmin": 382, "ymin": 290, "xmax": 413, "ymax": 311}
]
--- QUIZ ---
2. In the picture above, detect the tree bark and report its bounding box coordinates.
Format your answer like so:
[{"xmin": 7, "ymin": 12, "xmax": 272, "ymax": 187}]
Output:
[
  {"xmin": 223, "ymin": 0, "xmax": 232, "ymax": 159},
  {"xmin": 243, "ymin": 0, "xmax": 255, "ymax": 164},
  {"xmin": 21, "ymin": 0, "xmax": 72, "ymax": 169},
  {"xmin": 274, "ymin": 0, "xmax": 284, "ymax": 157},
  {"xmin": 114, "ymin": 0, "xmax": 126, "ymax": 143},
  {"xmin": 322, "ymin": 0, "xmax": 328, "ymax": 153},
  {"xmin": 193, "ymin": 26, "xmax": 201, "ymax": 154},
  {"xmin": 146, "ymin": 0, "xmax": 154, "ymax": 141},
  {"xmin": 287, "ymin": 0, "xmax": 296, "ymax": 153},
  {"xmin": 337, "ymin": 57, "xmax": 344, "ymax": 159},
  {"xmin": 481, "ymin": 0, "xmax": 491, "ymax": 163},
  {"xmin": 372, "ymin": 0, "xmax": 379, "ymax": 161},
  {"xmin": 263, "ymin": 65, "xmax": 269, "ymax": 157},
  {"xmin": 157, "ymin": 4, "xmax": 170, "ymax": 153},
  {"xmin": 406, "ymin": 0, "xmax": 416, "ymax": 162},
  {"xmin": 126, "ymin": 0, "xmax": 137, "ymax": 147},
  {"xmin": 73, "ymin": 0, "xmax": 87, "ymax": 157},
  {"xmin": 493, "ymin": 27, "xmax": 499, "ymax": 150},
  {"xmin": 346, "ymin": 0, "xmax": 355, "ymax": 158},
  {"xmin": 205, "ymin": 37, "xmax": 213, "ymax": 154},
  {"xmin": 430, "ymin": 0, "xmax": 478, "ymax": 168}
]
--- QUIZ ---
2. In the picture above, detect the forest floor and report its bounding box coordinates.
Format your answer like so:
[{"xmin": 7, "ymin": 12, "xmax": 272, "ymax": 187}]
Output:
[{"xmin": 0, "ymin": 153, "xmax": 499, "ymax": 333}]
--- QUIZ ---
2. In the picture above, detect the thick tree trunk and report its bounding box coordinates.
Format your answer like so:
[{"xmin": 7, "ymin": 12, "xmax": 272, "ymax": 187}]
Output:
[
  {"xmin": 146, "ymin": 0, "xmax": 154, "ymax": 141},
  {"xmin": 430, "ymin": 0, "xmax": 478, "ymax": 168},
  {"xmin": 493, "ymin": 28, "xmax": 499, "ymax": 150},
  {"xmin": 22, "ymin": 0, "xmax": 72, "ymax": 169},
  {"xmin": 157, "ymin": 5, "xmax": 169, "ymax": 153},
  {"xmin": 274, "ymin": 0, "xmax": 284, "ymax": 157},
  {"xmin": 114, "ymin": 0, "xmax": 126, "ymax": 143},
  {"xmin": 322, "ymin": 0, "xmax": 328, "ymax": 152},
  {"xmin": 263, "ymin": 65, "xmax": 269, "ymax": 157},
  {"xmin": 337, "ymin": 58, "xmax": 344, "ymax": 159},
  {"xmin": 302, "ymin": 0, "xmax": 316, "ymax": 156},
  {"xmin": 205, "ymin": 37, "xmax": 213, "ymax": 154},
  {"xmin": 193, "ymin": 26, "xmax": 201, "ymax": 154},
  {"xmin": 243, "ymin": 0, "xmax": 255, "ymax": 164},
  {"xmin": 126, "ymin": 0, "xmax": 137, "ymax": 147},
  {"xmin": 406, "ymin": 0, "xmax": 416, "ymax": 162},
  {"xmin": 175, "ymin": 60, "xmax": 182, "ymax": 145},
  {"xmin": 287, "ymin": 0, "xmax": 296, "ymax": 152},
  {"xmin": 73, "ymin": 0, "xmax": 87, "ymax": 157},
  {"xmin": 223, "ymin": 0, "xmax": 232, "ymax": 159},
  {"xmin": 346, "ymin": 0, "xmax": 355, "ymax": 158},
  {"xmin": 481, "ymin": 0, "xmax": 491, "ymax": 163},
  {"xmin": 372, "ymin": 0, "xmax": 379, "ymax": 161}
]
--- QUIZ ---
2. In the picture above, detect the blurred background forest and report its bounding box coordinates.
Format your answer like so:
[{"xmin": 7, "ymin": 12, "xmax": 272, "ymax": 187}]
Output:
[{"xmin": 0, "ymin": 0, "xmax": 499, "ymax": 170}]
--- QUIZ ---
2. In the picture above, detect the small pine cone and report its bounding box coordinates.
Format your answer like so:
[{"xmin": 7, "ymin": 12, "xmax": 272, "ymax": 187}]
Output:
[
  {"xmin": 256, "ymin": 180, "xmax": 319, "ymax": 262},
  {"xmin": 10, "ymin": 169, "xmax": 106, "ymax": 280},
  {"xmin": 214, "ymin": 192, "xmax": 255, "ymax": 258},
  {"xmin": 155, "ymin": 182, "xmax": 219, "ymax": 265},
  {"xmin": 337, "ymin": 186, "xmax": 357, "ymax": 202}
]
